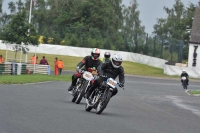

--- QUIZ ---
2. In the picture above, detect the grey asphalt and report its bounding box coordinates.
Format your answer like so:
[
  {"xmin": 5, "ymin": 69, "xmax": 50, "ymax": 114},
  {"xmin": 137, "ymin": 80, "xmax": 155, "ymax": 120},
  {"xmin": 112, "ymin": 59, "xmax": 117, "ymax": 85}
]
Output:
[{"xmin": 0, "ymin": 75, "xmax": 200, "ymax": 133}]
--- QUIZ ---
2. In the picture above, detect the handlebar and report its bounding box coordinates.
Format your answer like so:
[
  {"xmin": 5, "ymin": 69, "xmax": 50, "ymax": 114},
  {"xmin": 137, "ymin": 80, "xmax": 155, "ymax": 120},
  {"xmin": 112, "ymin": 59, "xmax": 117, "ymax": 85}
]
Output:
[
  {"xmin": 78, "ymin": 69, "xmax": 85, "ymax": 74},
  {"xmin": 99, "ymin": 75, "xmax": 107, "ymax": 78},
  {"xmin": 118, "ymin": 83, "xmax": 125, "ymax": 90}
]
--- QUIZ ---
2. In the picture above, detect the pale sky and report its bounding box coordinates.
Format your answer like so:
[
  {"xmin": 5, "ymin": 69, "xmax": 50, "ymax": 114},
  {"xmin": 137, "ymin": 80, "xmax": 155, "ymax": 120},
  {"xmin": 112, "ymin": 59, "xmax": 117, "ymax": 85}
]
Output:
[{"xmin": 2, "ymin": 0, "xmax": 200, "ymax": 34}]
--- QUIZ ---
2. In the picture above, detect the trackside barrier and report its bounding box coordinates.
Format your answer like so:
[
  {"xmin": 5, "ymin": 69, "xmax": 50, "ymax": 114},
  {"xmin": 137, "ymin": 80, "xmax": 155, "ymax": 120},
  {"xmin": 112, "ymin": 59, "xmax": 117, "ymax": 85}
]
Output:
[
  {"xmin": 164, "ymin": 64, "xmax": 200, "ymax": 78},
  {"xmin": 0, "ymin": 63, "xmax": 12, "ymax": 75},
  {"xmin": 11, "ymin": 62, "xmax": 17, "ymax": 75},
  {"xmin": 26, "ymin": 64, "xmax": 51, "ymax": 75},
  {"xmin": 0, "ymin": 63, "xmax": 50, "ymax": 75},
  {"xmin": 0, "ymin": 43, "xmax": 167, "ymax": 69}
]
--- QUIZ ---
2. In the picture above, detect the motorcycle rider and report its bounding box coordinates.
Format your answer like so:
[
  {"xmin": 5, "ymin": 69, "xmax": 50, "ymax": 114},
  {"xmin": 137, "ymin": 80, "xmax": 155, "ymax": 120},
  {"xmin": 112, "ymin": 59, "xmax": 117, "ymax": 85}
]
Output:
[
  {"xmin": 180, "ymin": 70, "xmax": 189, "ymax": 85},
  {"xmin": 86, "ymin": 54, "xmax": 125, "ymax": 99},
  {"xmin": 100, "ymin": 52, "xmax": 111, "ymax": 63},
  {"xmin": 68, "ymin": 48, "xmax": 102, "ymax": 91}
]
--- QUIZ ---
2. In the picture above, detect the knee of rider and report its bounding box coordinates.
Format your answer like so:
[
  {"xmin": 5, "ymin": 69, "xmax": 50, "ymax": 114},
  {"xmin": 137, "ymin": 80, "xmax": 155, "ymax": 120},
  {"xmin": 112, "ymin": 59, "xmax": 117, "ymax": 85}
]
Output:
[
  {"xmin": 113, "ymin": 89, "xmax": 118, "ymax": 95},
  {"xmin": 93, "ymin": 80, "xmax": 100, "ymax": 86},
  {"xmin": 72, "ymin": 74, "xmax": 76, "ymax": 79}
]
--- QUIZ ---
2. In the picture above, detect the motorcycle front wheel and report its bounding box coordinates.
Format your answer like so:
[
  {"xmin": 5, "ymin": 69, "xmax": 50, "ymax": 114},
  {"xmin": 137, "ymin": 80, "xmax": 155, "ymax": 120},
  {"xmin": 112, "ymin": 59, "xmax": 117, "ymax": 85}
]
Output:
[
  {"xmin": 75, "ymin": 81, "xmax": 88, "ymax": 104},
  {"xmin": 96, "ymin": 91, "xmax": 112, "ymax": 114}
]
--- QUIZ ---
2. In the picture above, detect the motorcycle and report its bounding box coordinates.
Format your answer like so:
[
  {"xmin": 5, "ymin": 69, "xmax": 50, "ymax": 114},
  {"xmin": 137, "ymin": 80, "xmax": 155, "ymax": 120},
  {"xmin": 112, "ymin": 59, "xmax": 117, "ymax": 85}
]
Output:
[
  {"xmin": 85, "ymin": 77, "xmax": 125, "ymax": 114},
  {"xmin": 70, "ymin": 68, "xmax": 98, "ymax": 104},
  {"xmin": 182, "ymin": 76, "xmax": 188, "ymax": 89}
]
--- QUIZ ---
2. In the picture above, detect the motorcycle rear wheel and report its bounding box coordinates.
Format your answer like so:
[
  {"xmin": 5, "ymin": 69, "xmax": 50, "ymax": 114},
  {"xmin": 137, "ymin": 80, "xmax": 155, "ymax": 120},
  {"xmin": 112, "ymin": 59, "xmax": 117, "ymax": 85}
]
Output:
[{"xmin": 183, "ymin": 80, "xmax": 187, "ymax": 89}]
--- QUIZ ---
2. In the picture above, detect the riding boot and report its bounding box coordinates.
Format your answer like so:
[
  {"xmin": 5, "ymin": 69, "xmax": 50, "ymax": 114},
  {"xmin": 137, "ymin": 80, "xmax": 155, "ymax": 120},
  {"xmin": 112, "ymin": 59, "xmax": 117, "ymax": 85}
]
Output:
[{"xmin": 68, "ymin": 85, "xmax": 75, "ymax": 91}]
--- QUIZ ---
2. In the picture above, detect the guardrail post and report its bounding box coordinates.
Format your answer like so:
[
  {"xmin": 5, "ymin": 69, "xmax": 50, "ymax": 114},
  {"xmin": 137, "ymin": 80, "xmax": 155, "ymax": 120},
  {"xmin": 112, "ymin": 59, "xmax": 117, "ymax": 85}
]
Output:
[
  {"xmin": 11, "ymin": 62, "xmax": 16, "ymax": 75},
  {"xmin": 47, "ymin": 65, "xmax": 51, "ymax": 75},
  {"xmin": 17, "ymin": 63, "xmax": 22, "ymax": 75},
  {"xmin": 0, "ymin": 64, "xmax": 5, "ymax": 75}
]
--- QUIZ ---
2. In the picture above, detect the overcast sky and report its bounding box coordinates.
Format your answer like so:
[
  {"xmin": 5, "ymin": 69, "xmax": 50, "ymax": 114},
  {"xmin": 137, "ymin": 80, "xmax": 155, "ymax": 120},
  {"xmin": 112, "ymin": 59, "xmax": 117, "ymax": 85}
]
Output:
[{"xmin": 2, "ymin": 0, "xmax": 200, "ymax": 34}]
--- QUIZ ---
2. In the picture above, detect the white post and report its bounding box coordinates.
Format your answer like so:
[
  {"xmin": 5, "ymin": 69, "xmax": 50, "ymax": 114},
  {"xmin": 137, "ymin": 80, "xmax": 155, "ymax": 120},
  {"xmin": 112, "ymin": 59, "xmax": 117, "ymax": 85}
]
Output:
[
  {"xmin": 25, "ymin": 53, "xmax": 28, "ymax": 63},
  {"xmin": 20, "ymin": 42, "xmax": 23, "ymax": 63},
  {"xmin": 33, "ymin": 45, "xmax": 37, "ymax": 74},
  {"xmin": 28, "ymin": 0, "xmax": 33, "ymax": 34},
  {"xmin": 6, "ymin": 43, "xmax": 8, "ymax": 63}
]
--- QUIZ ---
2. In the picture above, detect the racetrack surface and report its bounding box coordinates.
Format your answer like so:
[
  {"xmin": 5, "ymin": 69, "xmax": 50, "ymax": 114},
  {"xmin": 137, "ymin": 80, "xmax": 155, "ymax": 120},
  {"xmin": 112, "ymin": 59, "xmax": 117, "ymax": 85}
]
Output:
[{"xmin": 0, "ymin": 76, "xmax": 200, "ymax": 133}]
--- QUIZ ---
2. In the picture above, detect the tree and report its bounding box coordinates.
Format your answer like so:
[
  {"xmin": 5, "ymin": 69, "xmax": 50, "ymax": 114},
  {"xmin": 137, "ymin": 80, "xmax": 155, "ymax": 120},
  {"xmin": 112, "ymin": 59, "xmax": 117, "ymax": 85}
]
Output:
[
  {"xmin": 0, "ymin": 0, "xmax": 3, "ymax": 13},
  {"xmin": 153, "ymin": 0, "xmax": 196, "ymax": 60},
  {"xmin": 0, "ymin": 10, "xmax": 39, "ymax": 61},
  {"xmin": 122, "ymin": 0, "xmax": 145, "ymax": 52},
  {"xmin": 1, "ymin": 0, "xmax": 145, "ymax": 52}
]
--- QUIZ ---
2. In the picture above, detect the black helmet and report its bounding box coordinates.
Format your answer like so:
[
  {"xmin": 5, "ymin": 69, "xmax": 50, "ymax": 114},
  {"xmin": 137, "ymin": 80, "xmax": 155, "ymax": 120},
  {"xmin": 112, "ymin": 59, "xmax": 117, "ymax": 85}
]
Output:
[{"xmin": 104, "ymin": 52, "xmax": 111, "ymax": 59}]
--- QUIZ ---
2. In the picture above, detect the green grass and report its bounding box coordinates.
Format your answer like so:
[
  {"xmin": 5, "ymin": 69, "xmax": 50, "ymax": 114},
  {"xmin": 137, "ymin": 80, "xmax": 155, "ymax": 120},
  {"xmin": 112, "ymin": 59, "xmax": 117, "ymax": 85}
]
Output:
[
  {"xmin": 189, "ymin": 90, "xmax": 200, "ymax": 95},
  {"xmin": 123, "ymin": 61, "xmax": 167, "ymax": 77},
  {"xmin": 0, "ymin": 74, "xmax": 71, "ymax": 84}
]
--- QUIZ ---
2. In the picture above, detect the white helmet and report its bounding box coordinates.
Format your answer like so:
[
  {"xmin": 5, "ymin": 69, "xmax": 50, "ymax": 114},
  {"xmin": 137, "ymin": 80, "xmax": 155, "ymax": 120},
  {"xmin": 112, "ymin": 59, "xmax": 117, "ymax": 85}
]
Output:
[
  {"xmin": 182, "ymin": 70, "xmax": 186, "ymax": 73},
  {"xmin": 111, "ymin": 54, "xmax": 123, "ymax": 68}
]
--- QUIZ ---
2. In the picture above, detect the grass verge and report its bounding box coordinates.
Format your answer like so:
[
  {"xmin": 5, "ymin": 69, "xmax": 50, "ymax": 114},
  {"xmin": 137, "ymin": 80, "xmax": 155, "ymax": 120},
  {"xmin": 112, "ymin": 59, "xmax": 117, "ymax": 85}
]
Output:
[
  {"xmin": 0, "ymin": 74, "xmax": 71, "ymax": 84},
  {"xmin": 189, "ymin": 90, "xmax": 200, "ymax": 95}
]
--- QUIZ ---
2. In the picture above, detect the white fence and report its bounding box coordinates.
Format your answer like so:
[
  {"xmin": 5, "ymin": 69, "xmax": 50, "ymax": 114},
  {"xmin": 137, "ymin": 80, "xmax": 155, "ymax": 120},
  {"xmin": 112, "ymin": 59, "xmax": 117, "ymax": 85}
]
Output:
[
  {"xmin": 164, "ymin": 64, "xmax": 200, "ymax": 78},
  {"xmin": 0, "ymin": 42, "xmax": 167, "ymax": 69},
  {"xmin": 0, "ymin": 62, "xmax": 50, "ymax": 75},
  {"xmin": 26, "ymin": 64, "xmax": 50, "ymax": 75}
]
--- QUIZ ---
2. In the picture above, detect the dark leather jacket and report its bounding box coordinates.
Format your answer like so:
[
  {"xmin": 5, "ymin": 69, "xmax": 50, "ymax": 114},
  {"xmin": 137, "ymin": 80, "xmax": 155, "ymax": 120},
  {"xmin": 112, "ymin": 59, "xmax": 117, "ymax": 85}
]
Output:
[
  {"xmin": 181, "ymin": 73, "xmax": 189, "ymax": 78},
  {"xmin": 77, "ymin": 56, "xmax": 102, "ymax": 70},
  {"xmin": 97, "ymin": 61, "xmax": 125, "ymax": 84}
]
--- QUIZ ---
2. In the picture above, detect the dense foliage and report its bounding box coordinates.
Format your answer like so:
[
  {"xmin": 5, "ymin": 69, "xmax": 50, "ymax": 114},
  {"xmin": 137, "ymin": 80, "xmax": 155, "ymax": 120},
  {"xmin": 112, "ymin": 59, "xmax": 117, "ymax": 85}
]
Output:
[{"xmin": 0, "ymin": 0, "xmax": 198, "ymax": 61}]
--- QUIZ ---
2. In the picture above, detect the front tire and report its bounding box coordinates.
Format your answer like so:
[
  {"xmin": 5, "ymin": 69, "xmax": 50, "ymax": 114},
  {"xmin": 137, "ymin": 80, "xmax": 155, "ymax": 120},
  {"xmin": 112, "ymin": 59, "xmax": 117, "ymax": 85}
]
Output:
[
  {"xmin": 96, "ymin": 91, "xmax": 112, "ymax": 114},
  {"xmin": 72, "ymin": 96, "xmax": 76, "ymax": 102},
  {"xmin": 85, "ymin": 103, "xmax": 92, "ymax": 112},
  {"xmin": 75, "ymin": 81, "xmax": 88, "ymax": 104}
]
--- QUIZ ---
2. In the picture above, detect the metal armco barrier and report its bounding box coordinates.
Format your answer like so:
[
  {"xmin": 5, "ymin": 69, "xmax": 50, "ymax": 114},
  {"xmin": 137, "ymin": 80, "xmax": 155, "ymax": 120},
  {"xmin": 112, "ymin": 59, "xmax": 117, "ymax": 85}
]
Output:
[
  {"xmin": 0, "ymin": 63, "xmax": 11, "ymax": 75},
  {"xmin": 26, "ymin": 64, "xmax": 50, "ymax": 75},
  {"xmin": 0, "ymin": 63, "xmax": 50, "ymax": 75}
]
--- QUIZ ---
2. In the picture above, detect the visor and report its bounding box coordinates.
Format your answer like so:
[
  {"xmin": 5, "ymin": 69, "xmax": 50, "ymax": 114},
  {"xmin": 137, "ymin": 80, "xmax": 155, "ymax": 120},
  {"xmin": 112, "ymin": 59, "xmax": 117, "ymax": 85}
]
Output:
[
  {"xmin": 113, "ymin": 60, "xmax": 122, "ymax": 66},
  {"xmin": 93, "ymin": 53, "xmax": 100, "ymax": 59},
  {"xmin": 105, "ymin": 55, "xmax": 110, "ymax": 58}
]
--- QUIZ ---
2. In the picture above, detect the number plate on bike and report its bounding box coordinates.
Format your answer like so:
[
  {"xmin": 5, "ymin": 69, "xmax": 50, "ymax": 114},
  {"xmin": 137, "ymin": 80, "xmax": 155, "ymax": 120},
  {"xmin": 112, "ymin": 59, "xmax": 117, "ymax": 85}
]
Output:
[
  {"xmin": 107, "ymin": 78, "xmax": 117, "ymax": 88},
  {"xmin": 182, "ymin": 77, "xmax": 186, "ymax": 80},
  {"xmin": 83, "ymin": 71, "xmax": 94, "ymax": 81}
]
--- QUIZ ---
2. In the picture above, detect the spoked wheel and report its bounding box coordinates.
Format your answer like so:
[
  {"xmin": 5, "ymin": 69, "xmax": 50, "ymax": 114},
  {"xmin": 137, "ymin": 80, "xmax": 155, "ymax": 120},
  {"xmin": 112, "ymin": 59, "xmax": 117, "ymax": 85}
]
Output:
[
  {"xmin": 71, "ymin": 96, "xmax": 77, "ymax": 102},
  {"xmin": 71, "ymin": 90, "xmax": 77, "ymax": 102},
  {"xmin": 96, "ymin": 91, "xmax": 112, "ymax": 114},
  {"xmin": 75, "ymin": 81, "xmax": 88, "ymax": 104},
  {"xmin": 183, "ymin": 81, "xmax": 187, "ymax": 89},
  {"xmin": 85, "ymin": 102, "xmax": 92, "ymax": 112}
]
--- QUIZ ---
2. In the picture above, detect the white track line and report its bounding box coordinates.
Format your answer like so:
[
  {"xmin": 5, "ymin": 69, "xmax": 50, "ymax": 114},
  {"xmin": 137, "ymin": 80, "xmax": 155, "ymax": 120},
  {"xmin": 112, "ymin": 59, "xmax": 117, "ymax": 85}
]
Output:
[
  {"xmin": 23, "ymin": 81, "xmax": 53, "ymax": 85},
  {"xmin": 126, "ymin": 80, "xmax": 200, "ymax": 88},
  {"xmin": 166, "ymin": 95, "xmax": 200, "ymax": 117}
]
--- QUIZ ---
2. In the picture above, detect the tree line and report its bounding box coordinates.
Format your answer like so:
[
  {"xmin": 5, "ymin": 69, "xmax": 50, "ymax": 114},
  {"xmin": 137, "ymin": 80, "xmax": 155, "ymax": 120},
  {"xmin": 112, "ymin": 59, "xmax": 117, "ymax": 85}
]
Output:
[{"xmin": 0, "ymin": 0, "xmax": 198, "ymax": 61}]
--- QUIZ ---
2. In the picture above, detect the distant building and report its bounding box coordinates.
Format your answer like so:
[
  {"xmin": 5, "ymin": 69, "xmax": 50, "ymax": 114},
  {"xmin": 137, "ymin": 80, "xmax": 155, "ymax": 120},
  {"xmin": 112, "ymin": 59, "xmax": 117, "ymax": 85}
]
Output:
[{"xmin": 188, "ymin": 6, "xmax": 200, "ymax": 68}]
